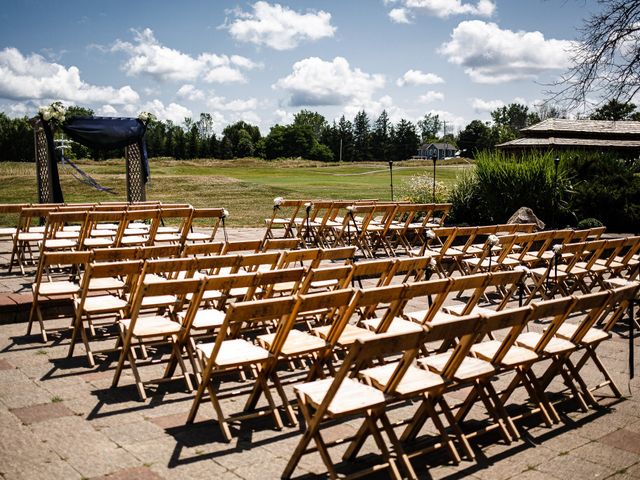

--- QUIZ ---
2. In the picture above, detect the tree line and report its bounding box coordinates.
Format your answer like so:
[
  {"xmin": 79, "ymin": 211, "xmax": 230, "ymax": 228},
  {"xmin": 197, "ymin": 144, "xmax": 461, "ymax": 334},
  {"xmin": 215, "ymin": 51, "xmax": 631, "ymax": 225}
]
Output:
[{"xmin": 1, "ymin": 99, "xmax": 638, "ymax": 162}]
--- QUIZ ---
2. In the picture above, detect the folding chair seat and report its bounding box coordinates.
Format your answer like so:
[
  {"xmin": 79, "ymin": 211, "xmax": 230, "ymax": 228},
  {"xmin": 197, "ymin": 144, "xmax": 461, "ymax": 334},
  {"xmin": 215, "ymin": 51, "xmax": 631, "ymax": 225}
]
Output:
[
  {"xmin": 463, "ymin": 234, "xmax": 519, "ymax": 274},
  {"xmin": 190, "ymin": 255, "xmax": 242, "ymax": 302},
  {"xmin": 282, "ymin": 329, "xmax": 427, "ymax": 480},
  {"xmin": 0, "ymin": 203, "xmax": 28, "ymax": 244},
  {"xmin": 428, "ymin": 203, "xmax": 452, "ymax": 227},
  {"xmin": 184, "ymin": 208, "xmax": 225, "ymax": 242},
  {"xmin": 111, "ymin": 277, "xmax": 203, "ymax": 400},
  {"xmin": 597, "ymin": 236, "xmax": 640, "ymax": 279},
  {"xmin": 525, "ymin": 241, "xmax": 586, "ymax": 302},
  {"xmin": 186, "ymin": 296, "xmax": 298, "ymax": 442},
  {"xmin": 68, "ymin": 260, "xmax": 144, "ymax": 366},
  {"xmin": 27, "ymin": 250, "xmax": 93, "ymax": 342},
  {"xmin": 38, "ymin": 211, "xmax": 86, "ymax": 253}
]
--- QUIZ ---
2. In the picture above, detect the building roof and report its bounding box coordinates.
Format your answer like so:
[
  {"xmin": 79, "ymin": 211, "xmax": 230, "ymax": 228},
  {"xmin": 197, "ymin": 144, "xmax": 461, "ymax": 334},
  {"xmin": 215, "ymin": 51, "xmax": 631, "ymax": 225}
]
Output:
[
  {"xmin": 419, "ymin": 142, "xmax": 457, "ymax": 150},
  {"xmin": 497, "ymin": 137, "xmax": 640, "ymax": 149},
  {"xmin": 521, "ymin": 118, "xmax": 640, "ymax": 137}
]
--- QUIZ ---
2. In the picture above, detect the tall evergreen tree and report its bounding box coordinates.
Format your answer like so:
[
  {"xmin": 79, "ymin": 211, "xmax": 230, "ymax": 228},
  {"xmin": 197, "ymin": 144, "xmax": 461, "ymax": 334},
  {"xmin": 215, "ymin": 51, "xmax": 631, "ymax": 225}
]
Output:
[
  {"xmin": 352, "ymin": 110, "xmax": 371, "ymax": 162},
  {"xmin": 371, "ymin": 110, "xmax": 391, "ymax": 161},
  {"xmin": 337, "ymin": 115, "xmax": 354, "ymax": 162},
  {"xmin": 390, "ymin": 119, "xmax": 419, "ymax": 161}
]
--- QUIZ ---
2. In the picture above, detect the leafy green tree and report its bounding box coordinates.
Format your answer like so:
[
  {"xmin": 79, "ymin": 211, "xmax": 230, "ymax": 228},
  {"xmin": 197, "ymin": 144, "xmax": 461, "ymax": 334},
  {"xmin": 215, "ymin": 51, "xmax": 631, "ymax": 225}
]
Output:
[
  {"xmin": 292, "ymin": 110, "xmax": 327, "ymax": 142},
  {"xmin": 319, "ymin": 121, "xmax": 341, "ymax": 162},
  {"xmin": 590, "ymin": 99, "xmax": 639, "ymax": 120},
  {"xmin": 352, "ymin": 110, "xmax": 371, "ymax": 161},
  {"xmin": 219, "ymin": 136, "xmax": 234, "ymax": 159},
  {"xmin": 491, "ymin": 103, "xmax": 540, "ymax": 137},
  {"xmin": 222, "ymin": 120, "xmax": 261, "ymax": 157},
  {"xmin": 235, "ymin": 129, "xmax": 255, "ymax": 157},
  {"xmin": 457, "ymin": 120, "xmax": 494, "ymax": 157},
  {"xmin": 172, "ymin": 127, "xmax": 186, "ymax": 160},
  {"xmin": 390, "ymin": 119, "xmax": 419, "ymax": 161},
  {"xmin": 417, "ymin": 113, "xmax": 442, "ymax": 142},
  {"xmin": 0, "ymin": 113, "xmax": 33, "ymax": 162}
]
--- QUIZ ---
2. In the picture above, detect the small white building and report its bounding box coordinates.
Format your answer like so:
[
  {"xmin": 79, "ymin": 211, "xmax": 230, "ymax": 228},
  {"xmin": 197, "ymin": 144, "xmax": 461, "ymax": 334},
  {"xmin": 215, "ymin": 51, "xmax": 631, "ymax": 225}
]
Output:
[{"xmin": 416, "ymin": 142, "xmax": 457, "ymax": 160}]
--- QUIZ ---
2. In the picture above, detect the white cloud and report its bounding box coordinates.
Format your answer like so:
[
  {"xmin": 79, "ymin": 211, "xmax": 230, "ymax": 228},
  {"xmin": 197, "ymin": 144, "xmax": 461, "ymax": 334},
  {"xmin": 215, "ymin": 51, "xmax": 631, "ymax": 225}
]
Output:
[
  {"xmin": 96, "ymin": 104, "xmax": 119, "ymax": 116},
  {"xmin": 142, "ymin": 99, "xmax": 192, "ymax": 124},
  {"xmin": 274, "ymin": 109, "xmax": 294, "ymax": 125},
  {"xmin": 274, "ymin": 56, "xmax": 385, "ymax": 107},
  {"xmin": 0, "ymin": 47, "xmax": 139, "ymax": 105},
  {"xmin": 176, "ymin": 84, "xmax": 205, "ymax": 101},
  {"xmin": 397, "ymin": 69, "xmax": 444, "ymax": 87},
  {"xmin": 389, "ymin": 8, "xmax": 411, "ymax": 23},
  {"xmin": 426, "ymin": 109, "xmax": 466, "ymax": 133},
  {"xmin": 389, "ymin": 0, "xmax": 495, "ymax": 20},
  {"xmin": 111, "ymin": 28, "xmax": 257, "ymax": 83},
  {"xmin": 440, "ymin": 21, "xmax": 574, "ymax": 83},
  {"xmin": 418, "ymin": 91, "xmax": 445, "ymax": 103},
  {"xmin": 471, "ymin": 97, "xmax": 504, "ymax": 113},
  {"xmin": 226, "ymin": 1, "xmax": 336, "ymax": 50},
  {"xmin": 206, "ymin": 95, "xmax": 258, "ymax": 112}
]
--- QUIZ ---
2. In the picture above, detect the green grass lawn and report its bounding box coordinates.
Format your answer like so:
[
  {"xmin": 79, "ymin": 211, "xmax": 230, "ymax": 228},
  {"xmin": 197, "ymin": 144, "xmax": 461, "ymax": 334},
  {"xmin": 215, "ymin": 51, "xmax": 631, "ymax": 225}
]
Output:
[{"xmin": 0, "ymin": 158, "xmax": 471, "ymax": 226}]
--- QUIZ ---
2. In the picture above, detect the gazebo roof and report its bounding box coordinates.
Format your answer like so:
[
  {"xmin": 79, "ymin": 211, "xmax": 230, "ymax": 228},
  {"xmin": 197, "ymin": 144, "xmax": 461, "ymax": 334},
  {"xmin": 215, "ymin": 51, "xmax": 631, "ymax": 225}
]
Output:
[{"xmin": 521, "ymin": 119, "xmax": 640, "ymax": 137}]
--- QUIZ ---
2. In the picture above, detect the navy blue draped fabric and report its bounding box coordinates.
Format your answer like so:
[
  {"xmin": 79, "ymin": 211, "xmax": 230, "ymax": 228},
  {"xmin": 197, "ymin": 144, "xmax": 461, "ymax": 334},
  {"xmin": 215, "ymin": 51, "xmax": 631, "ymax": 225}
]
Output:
[
  {"xmin": 61, "ymin": 117, "xmax": 149, "ymax": 181},
  {"xmin": 41, "ymin": 120, "xmax": 65, "ymax": 203}
]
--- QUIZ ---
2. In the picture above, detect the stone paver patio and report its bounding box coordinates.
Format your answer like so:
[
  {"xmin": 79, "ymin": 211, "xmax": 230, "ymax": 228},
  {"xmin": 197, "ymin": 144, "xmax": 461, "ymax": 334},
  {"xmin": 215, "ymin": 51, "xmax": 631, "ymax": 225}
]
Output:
[{"xmin": 0, "ymin": 230, "xmax": 639, "ymax": 479}]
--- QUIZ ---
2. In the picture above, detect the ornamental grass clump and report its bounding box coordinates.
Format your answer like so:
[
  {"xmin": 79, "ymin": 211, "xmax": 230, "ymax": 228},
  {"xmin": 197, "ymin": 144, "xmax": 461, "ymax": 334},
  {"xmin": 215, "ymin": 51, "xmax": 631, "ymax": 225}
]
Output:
[{"xmin": 401, "ymin": 173, "xmax": 449, "ymax": 204}]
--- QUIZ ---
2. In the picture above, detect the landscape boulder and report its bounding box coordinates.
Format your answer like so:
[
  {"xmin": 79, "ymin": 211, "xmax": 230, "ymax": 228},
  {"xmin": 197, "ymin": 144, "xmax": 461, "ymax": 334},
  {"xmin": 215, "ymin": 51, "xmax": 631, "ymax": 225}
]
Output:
[{"xmin": 507, "ymin": 207, "xmax": 545, "ymax": 230}]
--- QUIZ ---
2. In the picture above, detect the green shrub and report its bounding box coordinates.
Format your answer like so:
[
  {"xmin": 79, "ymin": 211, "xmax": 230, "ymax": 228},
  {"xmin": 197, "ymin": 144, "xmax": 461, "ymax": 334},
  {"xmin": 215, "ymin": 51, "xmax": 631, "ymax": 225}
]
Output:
[
  {"xmin": 576, "ymin": 217, "xmax": 604, "ymax": 229},
  {"xmin": 565, "ymin": 155, "xmax": 640, "ymax": 232},
  {"xmin": 448, "ymin": 151, "xmax": 572, "ymax": 226}
]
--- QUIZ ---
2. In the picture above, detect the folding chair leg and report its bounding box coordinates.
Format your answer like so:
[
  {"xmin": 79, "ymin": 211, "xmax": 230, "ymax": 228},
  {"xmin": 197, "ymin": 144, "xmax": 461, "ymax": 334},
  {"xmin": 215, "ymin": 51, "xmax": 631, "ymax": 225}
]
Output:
[
  {"xmin": 366, "ymin": 413, "xmax": 403, "ymax": 480},
  {"xmin": 421, "ymin": 395, "xmax": 461, "ymax": 465},
  {"xmin": 477, "ymin": 384, "xmax": 513, "ymax": 444},
  {"xmin": 439, "ymin": 395, "xmax": 475, "ymax": 461},
  {"xmin": 171, "ymin": 339, "xmax": 194, "ymax": 392},
  {"xmin": 524, "ymin": 368, "xmax": 560, "ymax": 424},
  {"xmin": 563, "ymin": 357, "xmax": 599, "ymax": 408},
  {"xmin": 484, "ymin": 380, "xmax": 521, "ymax": 440},
  {"xmin": 557, "ymin": 363, "xmax": 589, "ymax": 412},
  {"xmin": 584, "ymin": 347, "xmax": 623, "ymax": 398},
  {"xmin": 517, "ymin": 370, "xmax": 553, "ymax": 428},
  {"xmin": 400, "ymin": 396, "xmax": 432, "ymax": 442}
]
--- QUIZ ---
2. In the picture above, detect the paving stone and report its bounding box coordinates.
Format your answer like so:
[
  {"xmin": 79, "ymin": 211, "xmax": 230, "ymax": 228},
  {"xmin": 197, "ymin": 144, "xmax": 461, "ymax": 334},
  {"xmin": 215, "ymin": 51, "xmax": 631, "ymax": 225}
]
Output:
[
  {"xmin": 0, "ymin": 458, "xmax": 83, "ymax": 480},
  {"xmin": 97, "ymin": 466, "xmax": 165, "ymax": 480},
  {"xmin": 0, "ymin": 358, "xmax": 14, "ymax": 370},
  {"xmin": 536, "ymin": 452, "xmax": 616, "ymax": 479},
  {"xmin": 10, "ymin": 401, "xmax": 74, "ymax": 425},
  {"xmin": 598, "ymin": 429, "xmax": 640, "ymax": 456},
  {"xmin": 572, "ymin": 439, "xmax": 640, "ymax": 471}
]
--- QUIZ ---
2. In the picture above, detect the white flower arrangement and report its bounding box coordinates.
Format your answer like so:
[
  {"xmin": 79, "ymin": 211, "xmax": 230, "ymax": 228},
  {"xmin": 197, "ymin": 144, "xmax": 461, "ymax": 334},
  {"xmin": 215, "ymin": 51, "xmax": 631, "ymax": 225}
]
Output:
[
  {"xmin": 426, "ymin": 229, "xmax": 436, "ymax": 240},
  {"xmin": 487, "ymin": 234, "xmax": 500, "ymax": 247},
  {"xmin": 138, "ymin": 111, "xmax": 156, "ymax": 123},
  {"xmin": 304, "ymin": 202, "xmax": 313, "ymax": 210},
  {"xmin": 222, "ymin": 208, "xmax": 229, "ymax": 218},
  {"xmin": 39, "ymin": 101, "xmax": 67, "ymax": 126},
  {"xmin": 346, "ymin": 205, "xmax": 355, "ymax": 213},
  {"xmin": 273, "ymin": 197, "xmax": 284, "ymax": 207},
  {"xmin": 514, "ymin": 265, "xmax": 531, "ymax": 275},
  {"xmin": 552, "ymin": 244, "xmax": 563, "ymax": 255}
]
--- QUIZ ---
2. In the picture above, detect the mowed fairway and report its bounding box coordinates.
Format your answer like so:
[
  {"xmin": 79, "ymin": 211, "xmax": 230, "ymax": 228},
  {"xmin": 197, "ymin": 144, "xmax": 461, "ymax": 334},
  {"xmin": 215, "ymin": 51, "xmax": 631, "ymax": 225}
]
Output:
[{"xmin": 0, "ymin": 158, "xmax": 470, "ymax": 226}]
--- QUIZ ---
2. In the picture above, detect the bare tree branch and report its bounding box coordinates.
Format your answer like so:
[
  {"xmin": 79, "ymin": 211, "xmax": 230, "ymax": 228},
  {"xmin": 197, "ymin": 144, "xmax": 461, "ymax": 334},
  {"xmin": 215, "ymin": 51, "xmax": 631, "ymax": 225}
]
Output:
[{"xmin": 546, "ymin": 0, "xmax": 640, "ymax": 113}]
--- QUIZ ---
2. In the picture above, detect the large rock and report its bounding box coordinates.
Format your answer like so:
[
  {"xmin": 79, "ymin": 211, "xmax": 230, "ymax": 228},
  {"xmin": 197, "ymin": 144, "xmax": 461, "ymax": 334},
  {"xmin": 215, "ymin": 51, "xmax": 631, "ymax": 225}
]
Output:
[{"xmin": 507, "ymin": 207, "xmax": 545, "ymax": 230}]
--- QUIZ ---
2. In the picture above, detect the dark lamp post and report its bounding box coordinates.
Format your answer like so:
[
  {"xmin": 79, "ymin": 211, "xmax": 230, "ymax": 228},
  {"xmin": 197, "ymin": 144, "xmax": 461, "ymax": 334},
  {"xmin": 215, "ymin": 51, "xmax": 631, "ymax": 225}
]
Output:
[
  {"xmin": 431, "ymin": 152, "xmax": 437, "ymax": 203},
  {"xmin": 553, "ymin": 156, "xmax": 560, "ymax": 228},
  {"xmin": 389, "ymin": 159, "xmax": 394, "ymax": 201}
]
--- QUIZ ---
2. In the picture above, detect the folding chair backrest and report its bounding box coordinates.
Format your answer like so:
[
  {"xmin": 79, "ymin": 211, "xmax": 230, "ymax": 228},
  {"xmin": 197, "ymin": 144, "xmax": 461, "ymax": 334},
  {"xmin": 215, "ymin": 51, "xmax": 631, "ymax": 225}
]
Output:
[
  {"xmin": 277, "ymin": 248, "xmax": 321, "ymax": 269},
  {"xmin": 388, "ymin": 256, "xmax": 432, "ymax": 283},
  {"xmin": 567, "ymin": 290, "xmax": 613, "ymax": 343},
  {"xmin": 528, "ymin": 296, "xmax": 577, "ymax": 352},
  {"xmin": 196, "ymin": 254, "xmax": 240, "ymax": 275},
  {"xmin": 448, "ymin": 273, "xmax": 492, "ymax": 313},
  {"xmin": 222, "ymin": 239, "xmax": 262, "ymax": 254},
  {"xmin": 601, "ymin": 282, "xmax": 640, "ymax": 333},
  {"xmin": 428, "ymin": 314, "xmax": 484, "ymax": 379},
  {"xmin": 479, "ymin": 306, "xmax": 533, "ymax": 364},
  {"xmin": 138, "ymin": 244, "xmax": 182, "ymax": 260},
  {"xmin": 396, "ymin": 277, "xmax": 453, "ymax": 324},
  {"xmin": 261, "ymin": 238, "xmax": 301, "ymax": 252},
  {"xmin": 255, "ymin": 267, "xmax": 306, "ymax": 298},
  {"xmin": 343, "ymin": 258, "xmax": 396, "ymax": 288},
  {"xmin": 182, "ymin": 241, "xmax": 224, "ymax": 257},
  {"xmin": 92, "ymin": 246, "xmax": 139, "ymax": 262},
  {"xmin": 238, "ymin": 251, "xmax": 281, "ymax": 272},
  {"xmin": 189, "ymin": 207, "xmax": 224, "ymax": 241},
  {"xmin": 314, "ymin": 246, "xmax": 356, "ymax": 266},
  {"xmin": 299, "ymin": 265, "xmax": 353, "ymax": 294},
  {"xmin": 141, "ymin": 257, "xmax": 198, "ymax": 278}
]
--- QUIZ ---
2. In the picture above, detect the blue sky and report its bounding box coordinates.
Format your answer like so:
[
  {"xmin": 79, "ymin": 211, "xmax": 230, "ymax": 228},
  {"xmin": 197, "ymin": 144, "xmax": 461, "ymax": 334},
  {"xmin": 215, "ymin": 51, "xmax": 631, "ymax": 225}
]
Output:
[{"xmin": 0, "ymin": 0, "xmax": 597, "ymax": 135}]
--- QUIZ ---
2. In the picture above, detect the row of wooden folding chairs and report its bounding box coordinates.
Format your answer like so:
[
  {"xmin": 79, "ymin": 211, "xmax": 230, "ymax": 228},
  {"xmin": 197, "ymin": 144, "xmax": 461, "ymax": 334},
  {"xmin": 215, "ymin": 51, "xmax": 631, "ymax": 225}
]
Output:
[
  {"xmin": 104, "ymin": 268, "xmax": 638, "ymax": 476},
  {"xmin": 263, "ymin": 200, "xmax": 453, "ymax": 250},
  {"xmin": 7, "ymin": 204, "xmax": 226, "ymax": 273}
]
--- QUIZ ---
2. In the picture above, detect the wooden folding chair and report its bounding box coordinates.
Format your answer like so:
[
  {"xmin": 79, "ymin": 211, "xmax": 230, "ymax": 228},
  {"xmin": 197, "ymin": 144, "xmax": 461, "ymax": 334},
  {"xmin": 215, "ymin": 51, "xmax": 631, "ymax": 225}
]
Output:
[
  {"xmin": 181, "ymin": 241, "xmax": 224, "ymax": 258},
  {"xmin": 111, "ymin": 277, "xmax": 203, "ymax": 400},
  {"xmin": 38, "ymin": 210, "xmax": 86, "ymax": 254},
  {"xmin": 282, "ymin": 329, "xmax": 427, "ymax": 480},
  {"xmin": 298, "ymin": 264, "xmax": 353, "ymax": 294},
  {"xmin": 186, "ymin": 296, "xmax": 297, "ymax": 442},
  {"xmin": 9, "ymin": 206, "xmax": 55, "ymax": 273},
  {"xmin": 262, "ymin": 199, "xmax": 302, "ymax": 241},
  {"xmin": 27, "ymin": 250, "xmax": 92, "ymax": 342},
  {"xmin": 185, "ymin": 207, "xmax": 225, "ymax": 242},
  {"xmin": 68, "ymin": 260, "xmax": 143, "ymax": 366},
  {"xmin": 115, "ymin": 209, "xmax": 160, "ymax": 246},
  {"xmin": 0, "ymin": 203, "xmax": 28, "ymax": 246},
  {"xmin": 79, "ymin": 211, "xmax": 125, "ymax": 249},
  {"xmin": 154, "ymin": 206, "xmax": 193, "ymax": 246},
  {"xmin": 260, "ymin": 237, "xmax": 301, "ymax": 252},
  {"xmin": 221, "ymin": 239, "xmax": 262, "ymax": 254}
]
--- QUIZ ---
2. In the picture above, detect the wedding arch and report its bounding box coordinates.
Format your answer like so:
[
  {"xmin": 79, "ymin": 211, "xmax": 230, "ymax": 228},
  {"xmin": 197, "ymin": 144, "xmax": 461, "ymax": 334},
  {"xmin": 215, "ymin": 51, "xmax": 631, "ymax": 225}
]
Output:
[{"xmin": 30, "ymin": 108, "xmax": 151, "ymax": 204}]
